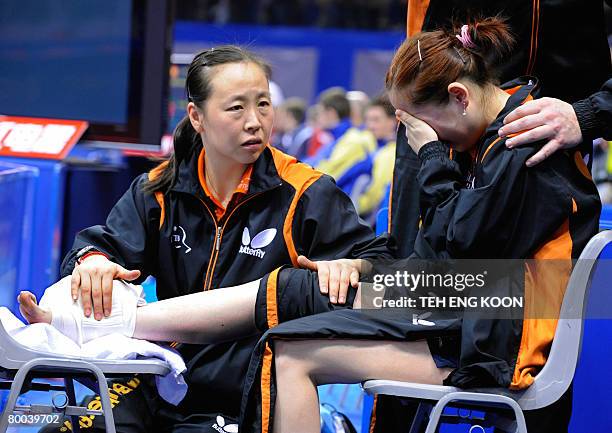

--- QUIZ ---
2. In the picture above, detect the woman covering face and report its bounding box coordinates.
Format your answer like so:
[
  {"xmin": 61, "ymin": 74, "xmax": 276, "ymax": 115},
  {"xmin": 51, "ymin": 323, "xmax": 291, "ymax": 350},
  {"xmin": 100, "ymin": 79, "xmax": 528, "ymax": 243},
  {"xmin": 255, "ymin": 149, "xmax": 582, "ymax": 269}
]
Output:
[{"xmin": 235, "ymin": 17, "xmax": 600, "ymax": 433}]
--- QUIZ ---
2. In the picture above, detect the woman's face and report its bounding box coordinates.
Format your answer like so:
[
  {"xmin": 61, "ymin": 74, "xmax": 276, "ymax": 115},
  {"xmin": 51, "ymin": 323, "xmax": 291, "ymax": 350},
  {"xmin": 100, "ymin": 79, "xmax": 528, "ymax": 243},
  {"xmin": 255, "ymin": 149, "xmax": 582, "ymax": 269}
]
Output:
[
  {"xmin": 389, "ymin": 86, "xmax": 481, "ymax": 153},
  {"xmin": 195, "ymin": 62, "xmax": 273, "ymax": 165}
]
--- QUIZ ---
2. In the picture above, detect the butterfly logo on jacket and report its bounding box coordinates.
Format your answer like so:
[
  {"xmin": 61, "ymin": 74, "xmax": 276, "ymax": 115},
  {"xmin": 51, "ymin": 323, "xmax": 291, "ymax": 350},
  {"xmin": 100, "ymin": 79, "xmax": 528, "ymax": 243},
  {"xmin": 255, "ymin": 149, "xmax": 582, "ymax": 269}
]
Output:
[
  {"xmin": 238, "ymin": 227, "xmax": 277, "ymax": 259},
  {"xmin": 212, "ymin": 415, "xmax": 238, "ymax": 433}
]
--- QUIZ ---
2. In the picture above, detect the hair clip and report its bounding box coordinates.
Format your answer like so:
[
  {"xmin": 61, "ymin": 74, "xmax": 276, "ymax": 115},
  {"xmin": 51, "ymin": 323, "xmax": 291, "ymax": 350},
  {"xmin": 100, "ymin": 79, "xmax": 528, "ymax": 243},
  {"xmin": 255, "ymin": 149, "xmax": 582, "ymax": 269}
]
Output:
[
  {"xmin": 453, "ymin": 46, "xmax": 467, "ymax": 64},
  {"xmin": 417, "ymin": 39, "xmax": 423, "ymax": 62}
]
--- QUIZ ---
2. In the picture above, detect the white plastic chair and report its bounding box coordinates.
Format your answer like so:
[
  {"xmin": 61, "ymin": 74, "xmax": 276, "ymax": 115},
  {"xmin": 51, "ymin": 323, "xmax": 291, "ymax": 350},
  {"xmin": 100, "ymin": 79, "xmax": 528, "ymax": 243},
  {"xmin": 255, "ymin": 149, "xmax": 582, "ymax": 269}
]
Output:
[
  {"xmin": 0, "ymin": 316, "xmax": 170, "ymax": 433},
  {"xmin": 362, "ymin": 230, "xmax": 612, "ymax": 433}
]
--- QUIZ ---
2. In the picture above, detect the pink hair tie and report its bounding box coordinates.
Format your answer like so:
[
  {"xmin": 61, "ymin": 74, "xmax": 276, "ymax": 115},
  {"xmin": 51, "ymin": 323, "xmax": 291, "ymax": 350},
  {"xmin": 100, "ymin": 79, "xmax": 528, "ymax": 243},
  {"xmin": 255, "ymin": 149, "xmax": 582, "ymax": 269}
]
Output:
[{"xmin": 456, "ymin": 24, "xmax": 476, "ymax": 49}]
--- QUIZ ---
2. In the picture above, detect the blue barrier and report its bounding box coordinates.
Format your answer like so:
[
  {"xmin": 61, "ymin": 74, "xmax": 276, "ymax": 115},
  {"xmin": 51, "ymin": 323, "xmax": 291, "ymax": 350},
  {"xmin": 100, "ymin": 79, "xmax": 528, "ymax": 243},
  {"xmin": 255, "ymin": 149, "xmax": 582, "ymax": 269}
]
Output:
[
  {"xmin": 570, "ymin": 238, "xmax": 612, "ymax": 432},
  {"xmin": 0, "ymin": 157, "xmax": 66, "ymax": 310},
  {"xmin": 0, "ymin": 162, "xmax": 37, "ymax": 315}
]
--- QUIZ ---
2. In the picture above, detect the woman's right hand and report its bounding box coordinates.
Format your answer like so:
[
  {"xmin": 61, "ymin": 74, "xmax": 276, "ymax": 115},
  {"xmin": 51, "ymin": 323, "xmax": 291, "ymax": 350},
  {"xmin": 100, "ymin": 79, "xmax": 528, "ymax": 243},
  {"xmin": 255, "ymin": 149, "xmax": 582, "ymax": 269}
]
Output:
[
  {"xmin": 396, "ymin": 109, "xmax": 438, "ymax": 154},
  {"xmin": 71, "ymin": 255, "xmax": 140, "ymax": 320}
]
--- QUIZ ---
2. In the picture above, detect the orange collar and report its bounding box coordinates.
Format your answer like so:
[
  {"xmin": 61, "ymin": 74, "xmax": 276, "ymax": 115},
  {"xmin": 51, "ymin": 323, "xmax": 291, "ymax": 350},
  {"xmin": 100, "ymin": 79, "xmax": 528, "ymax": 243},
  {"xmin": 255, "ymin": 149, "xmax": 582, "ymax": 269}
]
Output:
[
  {"xmin": 197, "ymin": 149, "xmax": 253, "ymax": 220},
  {"xmin": 505, "ymin": 85, "xmax": 534, "ymax": 103}
]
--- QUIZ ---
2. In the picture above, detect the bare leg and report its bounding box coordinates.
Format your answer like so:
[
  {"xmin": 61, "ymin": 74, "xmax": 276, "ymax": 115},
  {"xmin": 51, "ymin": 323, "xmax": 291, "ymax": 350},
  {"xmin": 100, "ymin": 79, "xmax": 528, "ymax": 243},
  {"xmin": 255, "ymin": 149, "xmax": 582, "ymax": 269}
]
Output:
[
  {"xmin": 18, "ymin": 279, "xmax": 262, "ymax": 345},
  {"xmin": 131, "ymin": 279, "xmax": 261, "ymax": 343},
  {"xmin": 272, "ymin": 339, "xmax": 452, "ymax": 433}
]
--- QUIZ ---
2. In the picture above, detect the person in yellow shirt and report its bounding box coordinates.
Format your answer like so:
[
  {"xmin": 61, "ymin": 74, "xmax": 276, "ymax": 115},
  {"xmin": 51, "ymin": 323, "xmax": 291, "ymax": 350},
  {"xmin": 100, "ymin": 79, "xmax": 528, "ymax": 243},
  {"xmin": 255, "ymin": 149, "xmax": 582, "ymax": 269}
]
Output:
[
  {"xmin": 357, "ymin": 95, "xmax": 397, "ymax": 218},
  {"xmin": 312, "ymin": 88, "xmax": 377, "ymax": 180}
]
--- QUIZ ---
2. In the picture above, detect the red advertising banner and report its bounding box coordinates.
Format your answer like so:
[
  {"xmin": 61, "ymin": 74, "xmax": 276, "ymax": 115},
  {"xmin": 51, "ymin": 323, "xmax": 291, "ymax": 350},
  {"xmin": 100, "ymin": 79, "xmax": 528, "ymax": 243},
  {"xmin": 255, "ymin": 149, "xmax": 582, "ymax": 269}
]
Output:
[{"xmin": 0, "ymin": 116, "xmax": 88, "ymax": 160}]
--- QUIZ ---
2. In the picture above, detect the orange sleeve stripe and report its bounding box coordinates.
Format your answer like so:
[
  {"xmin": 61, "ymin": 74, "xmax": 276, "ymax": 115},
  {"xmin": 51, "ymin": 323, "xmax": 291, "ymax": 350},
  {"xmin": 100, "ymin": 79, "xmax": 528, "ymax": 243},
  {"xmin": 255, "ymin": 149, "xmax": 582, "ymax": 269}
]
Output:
[
  {"xmin": 147, "ymin": 162, "xmax": 168, "ymax": 229},
  {"xmin": 261, "ymin": 342, "xmax": 274, "ymax": 433},
  {"xmin": 268, "ymin": 146, "xmax": 324, "ymax": 266},
  {"xmin": 407, "ymin": 0, "xmax": 430, "ymax": 37},
  {"xmin": 154, "ymin": 192, "xmax": 165, "ymax": 229},
  {"xmin": 266, "ymin": 268, "xmax": 280, "ymax": 329},
  {"xmin": 283, "ymin": 174, "xmax": 321, "ymax": 266}
]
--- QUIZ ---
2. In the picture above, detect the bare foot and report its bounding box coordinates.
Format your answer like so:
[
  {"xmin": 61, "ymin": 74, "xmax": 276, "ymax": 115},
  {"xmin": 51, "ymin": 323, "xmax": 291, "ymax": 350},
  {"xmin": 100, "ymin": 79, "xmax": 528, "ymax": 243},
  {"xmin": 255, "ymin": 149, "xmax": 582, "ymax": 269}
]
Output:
[{"xmin": 18, "ymin": 291, "xmax": 52, "ymax": 324}]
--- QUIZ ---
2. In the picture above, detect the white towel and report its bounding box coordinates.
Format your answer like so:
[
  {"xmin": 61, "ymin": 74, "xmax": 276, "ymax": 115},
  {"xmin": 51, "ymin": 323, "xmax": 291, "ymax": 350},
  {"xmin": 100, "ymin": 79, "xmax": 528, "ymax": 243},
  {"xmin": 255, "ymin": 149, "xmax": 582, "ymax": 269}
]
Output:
[
  {"xmin": 0, "ymin": 307, "xmax": 187, "ymax": 405},
  {"xmin": 40, "ymin": 276, "xmax": 146, "ymax": 345}
]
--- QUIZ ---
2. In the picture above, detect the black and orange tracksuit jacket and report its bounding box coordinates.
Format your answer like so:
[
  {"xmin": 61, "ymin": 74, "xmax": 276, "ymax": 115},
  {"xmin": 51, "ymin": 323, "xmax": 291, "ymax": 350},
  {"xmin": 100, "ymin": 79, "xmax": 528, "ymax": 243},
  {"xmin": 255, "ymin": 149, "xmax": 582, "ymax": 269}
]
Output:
[
  {"xmin": 237, "ymin": 78, "xmax": 601, "ymax": 433},
  {"xmin": 412, "ymin": 77, "xmax": 601, "ymax": 388},
  {"xmin": 61, "ymin": 144, "xmax": 388, "ymax": 417}
]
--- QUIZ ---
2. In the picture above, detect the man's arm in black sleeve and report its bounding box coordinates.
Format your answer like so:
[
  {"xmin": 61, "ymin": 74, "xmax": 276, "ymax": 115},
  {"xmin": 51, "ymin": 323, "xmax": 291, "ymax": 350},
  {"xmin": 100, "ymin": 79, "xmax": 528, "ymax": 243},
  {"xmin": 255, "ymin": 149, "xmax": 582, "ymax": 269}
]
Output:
[{"xmin": 573, "ymin": 77, "xmax": 612, "ymax": 141}]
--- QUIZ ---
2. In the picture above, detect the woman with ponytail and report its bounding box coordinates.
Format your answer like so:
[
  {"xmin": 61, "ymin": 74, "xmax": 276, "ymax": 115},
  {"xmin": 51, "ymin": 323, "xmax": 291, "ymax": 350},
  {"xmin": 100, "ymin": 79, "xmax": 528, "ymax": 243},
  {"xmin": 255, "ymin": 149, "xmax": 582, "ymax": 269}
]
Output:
[{"xmin": 48, "ymin": 45, "xmax": 387, "ymax": 432}]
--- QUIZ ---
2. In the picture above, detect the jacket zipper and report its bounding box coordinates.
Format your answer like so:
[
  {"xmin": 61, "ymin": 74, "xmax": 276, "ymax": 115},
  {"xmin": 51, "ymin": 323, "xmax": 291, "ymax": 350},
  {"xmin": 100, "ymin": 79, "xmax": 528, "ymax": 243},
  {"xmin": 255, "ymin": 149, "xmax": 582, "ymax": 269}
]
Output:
[
  {"xmin": 196, "ymin": 197, "xmax": 219, "ymax": 291},
  {"xmin": 215, "ymin": 227, "xmax": 222, "ymax": 251},
  {"xmin": 203, "ymin": 191, "xmax": 268, "ymax": 291}
]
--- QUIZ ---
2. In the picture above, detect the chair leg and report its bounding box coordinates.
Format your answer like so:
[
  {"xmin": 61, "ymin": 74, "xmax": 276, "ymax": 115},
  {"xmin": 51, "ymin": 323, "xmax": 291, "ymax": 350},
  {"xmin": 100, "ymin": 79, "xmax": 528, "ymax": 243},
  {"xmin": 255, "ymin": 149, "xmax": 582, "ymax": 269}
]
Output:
[
  {"xmin": 64, "ymin": 377, "xmax": 82, "ymax": 433},
  {"xmin": 423, "ymin": 392, "xmax": 527, "ymax": 433},
  {"xmin": 0, "ymin": 358, "xmax": 117, "ymax": 433},
  {"xmin": 0, "ymin": 366, "xmax": 29, "ymax": 432},
  {"xmin": 408, "ymin": 401, "xmax": 432, "ymax": 433}
]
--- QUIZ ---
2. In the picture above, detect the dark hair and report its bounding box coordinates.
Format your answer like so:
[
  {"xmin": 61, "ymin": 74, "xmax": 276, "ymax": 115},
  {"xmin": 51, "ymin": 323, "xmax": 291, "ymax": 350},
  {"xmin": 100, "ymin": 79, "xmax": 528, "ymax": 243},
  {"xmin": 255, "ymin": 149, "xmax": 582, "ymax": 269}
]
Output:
[
  {"xmin": 385, "ymin": 16, "xmax": 515, "ymax": 105},
  {"xmin": 144, "ymin": 45, "xmax": 271, "ymax": 194},
  {"xmin": 368, "ymin": 93, "xmax": 395, "ymax": 117},
  {"xmin": 280, "ymin": 97, "xmax": 307, "ymax": 124},
  {"xmin": 318, "ymin": 87, "xmax": 351, "ymax": 119}
]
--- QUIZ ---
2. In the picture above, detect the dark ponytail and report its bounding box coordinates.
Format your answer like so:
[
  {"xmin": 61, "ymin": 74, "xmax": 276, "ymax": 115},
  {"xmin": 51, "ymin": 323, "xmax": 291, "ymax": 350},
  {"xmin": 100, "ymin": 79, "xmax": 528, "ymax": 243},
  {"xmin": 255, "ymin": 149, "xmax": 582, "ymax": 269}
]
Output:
[
  {"xmin": 385, "ymin": 16, "xmax": 515, "ymax": 105},
  {"xmin": 143, "ymin": 45, "xmax": 271, "ymax": 194}
]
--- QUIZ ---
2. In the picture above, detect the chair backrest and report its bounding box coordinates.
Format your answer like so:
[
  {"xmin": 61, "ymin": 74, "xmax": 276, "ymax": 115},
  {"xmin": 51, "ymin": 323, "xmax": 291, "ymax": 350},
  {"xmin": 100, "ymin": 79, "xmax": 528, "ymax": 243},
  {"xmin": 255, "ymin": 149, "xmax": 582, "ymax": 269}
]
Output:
[{"xmin": 517, "ymin": 230, "xmax": 612, "ymax": 409}]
